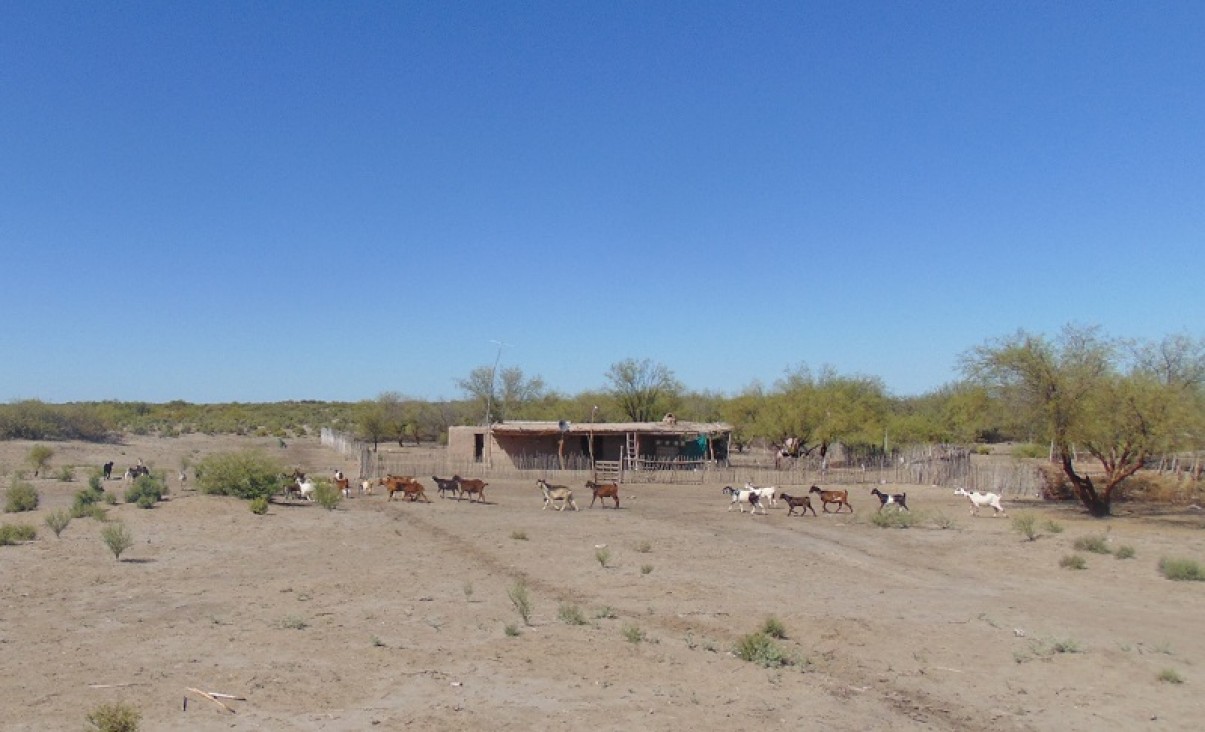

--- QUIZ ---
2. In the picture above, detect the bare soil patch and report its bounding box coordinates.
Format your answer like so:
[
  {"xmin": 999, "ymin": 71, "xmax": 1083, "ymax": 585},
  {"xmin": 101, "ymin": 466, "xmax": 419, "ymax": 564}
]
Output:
[{"xmin": 2, "ymin": 435, "xmax": 1204, "ymax": 730}]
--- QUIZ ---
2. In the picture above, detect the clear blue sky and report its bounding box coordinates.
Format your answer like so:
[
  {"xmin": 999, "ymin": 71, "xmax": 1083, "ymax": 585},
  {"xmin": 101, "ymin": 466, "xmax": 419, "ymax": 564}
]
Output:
[{"xmin": 3, "ymin": 1, "xmax": 1202, "ymax": 404}]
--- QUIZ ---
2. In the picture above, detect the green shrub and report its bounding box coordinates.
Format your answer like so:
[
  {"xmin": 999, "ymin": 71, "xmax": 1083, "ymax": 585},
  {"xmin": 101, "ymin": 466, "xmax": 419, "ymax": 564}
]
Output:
[
  {"xmin": 1042, "ymin": 519, "xmax": 1065, "ymax": 534},
  {"xmin": 870, "ymin": 510, "xmax": 917, "ymax": 528},
  {"xmin": 56, "ymin": 465, "xmax": 75, "ymax": 482},
  {"xmin": 101, "ymin": 522, "xmax": 134, "ymax": 560},
  {"xmin": 1012, "ymin": 443, "xmax": 1048, "ymax": 459},
  {"xmin": 249, "ymin": 497, "xmax": 269, "ymax": 515},
  {"xmin": 1158, "ymin": 557, "xmax": 1205, "ymax": 581},
  {"xmin": 558, "ymin": 603, "xmax": 587, "ymax": 625},
  {"xmin": 88, "ymin": 473, "xmax": 104, "ymax": 492},
  {"xmin": 1114, "ymin": 545, "xmax": 1136, "ymax": 559},
  {"xmin": 595, "ymin": 547, "xmax": 611, "ymax": 567},
  {"xmin": 4, "ymin": 480, "xmax": 39, "ymax": 512},
  {"xmin": 1073, "ymin": 535, "xmax": 1111, "ymax": 554},
  {"xmin": 1158, "ymin": 668, "xmax": 1184, "ymax": 684},
  {"xmin": 761, "ymin": 616, "xmax": 787, "ymax": 639},
  {"xmin": 504, "ymin": 623, "xmax": 521, "ymax": 637},
  {"xmin": 0, "ymin": 523, "xmax": 37, "ymax": 545},
  {"xmin": 508, "ymin": 580, "xmax": 533, "ymax": 625},
  {"xmin": 1060, "ymin": 554, "xmax": 1087, "ymax": 570},
  {"xmin": 125, "ymin": 474, "xmax": 165, "ymax": 506},
  {"xmin": 195, "ymin": 450, "xmax": 283, "ymax": 500},
  {"xmin": 44, "ymin": 509, "xmax": 71, "ymax": 538},
  {"xmin": 510, "ymin": 529, "xmax": 528, "ymax": 541},
  {"xmin": 311, "ymin": 479, "xmax": 342, "ymax": 510},
  {"xmin": 1011, "ymin": 513, "xmax": 1039, "ymax": 541},
  {"xmin": 733, "ymin": 632, "xmax": 793, "ymax": 667},
  {"xmin": 86, "ymin": 701, "xmax": 141, "ymax": 732},
  {"xmin": 622, "ymin": 624, "xmax": 646, "ymax": 644},
  {"xmin": 71, "ymin": 502, "xmax": 108, "ymax": 521},
  {"xmin": 640, "ymin": 564, "xmax": 653, "ymax": 575},
  {"xmin": 26, "ymin": 444, "xmax": 54, "ymax": 476}
]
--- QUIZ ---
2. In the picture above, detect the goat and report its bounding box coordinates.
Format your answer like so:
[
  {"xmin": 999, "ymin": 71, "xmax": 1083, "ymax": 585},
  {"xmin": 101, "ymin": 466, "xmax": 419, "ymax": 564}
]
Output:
[
  {"xmin": 379, "ymin": 475, "xmax": 430, "ymax": 502},
  {"xmin": 585, "ymin": 480, "xmax": 620, "ymax": 508},
  {"xmin": 780, "ymin": 493, "xmax": 817, "ymax": 516},
  {"xmin": 359, "ymin": 478, "xmax": 373, "ymax": 495},
  {"xmin": 334, "ymin": 476, "xmax": 351, "ymax": 498},
  {"xmin": 537, "ymin": 478, "xmax": 578, "ymax": 511},
  {"xmin": 102, "ymin": 461, "xmax": 114, "ymax": 480},
  {"xmin": 292, "ymin": 478, "xmax": 315, "ymax": 502},
  {"xmin": 954, "ymin": 487, "xmax": 1007, "ymax": 517},
  {"xmin": 454, "ymin": 476, "xmax": 488, "ymax": 503},
  {"xmin": 744, "ymin": 481, "xmax": 778, "ymax": 507},
  {"xmin": 722, "ymin": 486, "xmax": 766, "ymax": 515},
  {"xmin": 432, "ymin": 475, "xmax": 460, "ymax": 499},
  {"xmin": 124, "ymin": 465, "xmax": 150, "ymax": 481},
  {"xmin": 871, "ymin": 488, "xmax": 909, "ymax": 512},
  {"xmin": 808, "ymin": 485, "xmax": 853, "ymax": 513}
]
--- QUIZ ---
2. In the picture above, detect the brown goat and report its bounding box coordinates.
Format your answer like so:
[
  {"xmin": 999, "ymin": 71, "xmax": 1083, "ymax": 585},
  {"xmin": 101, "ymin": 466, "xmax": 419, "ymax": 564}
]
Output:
[
  {"xmin": 780, "ymin": 492, "xmax": 817, "ymax": 516},
  {"xmin": 453, "ymin": 475, "xmax": 487, "ymax": 503},
  {"xmin": 808, "ymin": 485, "xmax": 852, "ymax": 513},
  {"xmin": 585, "ymin": 480, "xmax": 620, "ymax": 508},
  {"xmin": 379, "ymin": 475, "xmax": 430, "ymax": 502}
]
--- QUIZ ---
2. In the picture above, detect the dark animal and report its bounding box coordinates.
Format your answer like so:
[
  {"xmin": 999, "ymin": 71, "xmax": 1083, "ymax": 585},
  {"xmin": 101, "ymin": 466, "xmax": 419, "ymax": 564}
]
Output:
[
  {"xmin": 124, "ymin": 465, "xmax": 150, "ymax": 480},
  {"xmin": 809, "ymin": 485, "xmax": 852, "ymax": 513},
  {"xmin": 871, "ymin": 487, "xmax": 908, "ymax": 512},
  {"xmin": 102, "ymin": 461, "xmax": 114, "ymax": 480},
  {"xmin": 432, "ymin": 475, "xmax": 460, "ymax": 499},
  {"xmin": 780, "ymin": 493, "xmax": 817, "ymax": 517},
  {"xmin": 454, "ymin": 476, "xmax": 488, "ymax": 503},
  {"xmin": 585, "ymin": 480, "xmax": 620, "ymax": 508}
]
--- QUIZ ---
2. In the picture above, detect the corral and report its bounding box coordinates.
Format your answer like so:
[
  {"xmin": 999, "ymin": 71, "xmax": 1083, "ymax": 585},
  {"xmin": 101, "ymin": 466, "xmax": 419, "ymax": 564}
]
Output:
[{"xmin": 2, "ymin": 433, "xmax": 1204, "ymax": 731}]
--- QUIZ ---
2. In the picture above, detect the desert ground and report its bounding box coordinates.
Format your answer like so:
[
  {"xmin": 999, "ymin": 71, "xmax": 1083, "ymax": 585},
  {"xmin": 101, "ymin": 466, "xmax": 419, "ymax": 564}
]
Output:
[{"xmin": 2, "ymin": 434, "xmax": 1203, "ymax": 731}]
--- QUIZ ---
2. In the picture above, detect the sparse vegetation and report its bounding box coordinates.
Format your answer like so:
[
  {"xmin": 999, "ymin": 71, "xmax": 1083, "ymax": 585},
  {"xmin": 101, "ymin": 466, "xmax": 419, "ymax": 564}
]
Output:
[
  {"xmin": 462, "ymin": 581, "xmax": 474, "ymax": 601},
  {"xmin": 1060, "ymin": 554, "xmax": 1087, "ymax": 570},
  {"xmin": 124, "ymin": 474, "xmax": 165, "ymax": 507},
  {"xmin": 311, "ymin": 479, "xmax": 342, "ymax": 510},
  {"xmin": 26, "ymin": 444, "xmax": 54, "ymax": 477},
  {"xmin": 635, "ymin": 540, "xmax": 652, "ymax": 553},
  {"xmin": 1157, "ymin": 668, "xmax": 1184, "ymax": 684},
  {"xmin": 508, "ymin": 579, "xmax": 533, "ymax": 625},
  {"xmin": 622, "ymin": 624, "xmax": 646, "ymax": 644},
  {"xmin": 504, "ymin": 623, "xmax": 521, "ymax": 637},
  {"xmin": 760, "ymin": 616, "xmax": 787, "ymax": 639},
  {"xmin": 594, "ymin": 606, "xmax": 618, "ymax": 620},
  {"xmin": 1114, "ymin": 545, "xmax": 1136, "ymax": 559},
  {"xmin": 1043, "ymin": 519, "xmax": 1065, "ymax": 534},
  {"xmin": 0, "ymin": 523, "xmax": 37, "ymax": 545},
  {"xmin": 1158, "ymin": 557, "xmax": 1205, "ymax": 581},
  {"xmin": 1073, "ymin": 534, "xmax": 1111, "ymax": 554},
  {"xmin": 86, "ymin": 701, "xmax": 141, "ymax": 732},
  {"xmin": 4, "ymin": 479, "xmax": 39, "ymax": 513},
  {"xmin": 733, "ymin": 631, "xmax": 794, "ymax": 668},
  {"xmin": 595, "ymin": 547, "xmax": 611, "ymax": 567},
  {"xmin": 870, "ymin": 509, "xmax": 918, "ymax": 528},
  {"xmin": 640, "ymin": 563, "xmax": 653, "ymax": 575},
  {"xmin": 510, "ymin": 529, "xmax": 528, "ymax": 541},
  {"xmin": 279, "ymin": 615, "xmax": 308, "ymax": 630},
  {"xmin": 249, "ymin": 497, "xmax": 269, "ymax": 515},
  {"xmin": 56, "ymin": 465, "xmax": 75, "ymax": 481},
  {"xmin": 44, "ymin": 509, "xmax": 71, "ymax": 537},
  {"xmin": 1012, "ymin": 512, "xmax": 1039, "ymax": 541},
  {"xmin": 558, "ymin": 603, "xmax": 587, "ymax": 625},
  {"xmin": 100, "ymin": 522, "xmax": 134, "ymax": 560}
]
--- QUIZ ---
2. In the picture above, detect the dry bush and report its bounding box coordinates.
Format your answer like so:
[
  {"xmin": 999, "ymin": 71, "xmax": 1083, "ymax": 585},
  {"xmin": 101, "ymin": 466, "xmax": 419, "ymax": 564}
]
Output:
[
  {"xmin": 1037, "ymin": 464, "xmax": 1075, "ymax": 501},
  {"xmin": 1117, "ymin": 473, "xmax": 1203, "ymax": 505}
]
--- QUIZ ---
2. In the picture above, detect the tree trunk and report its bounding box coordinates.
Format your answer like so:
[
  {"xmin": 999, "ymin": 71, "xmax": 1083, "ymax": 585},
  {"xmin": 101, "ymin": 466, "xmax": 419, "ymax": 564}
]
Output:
[{"xmin": 1059, "ymin": 451, "xmax": 1111, "ymax": 516}]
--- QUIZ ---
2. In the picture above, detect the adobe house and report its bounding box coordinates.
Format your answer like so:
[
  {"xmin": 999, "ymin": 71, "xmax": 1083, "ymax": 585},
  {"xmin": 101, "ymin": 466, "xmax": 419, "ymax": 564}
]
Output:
[{"xmin": 447, "ymin": 419, "xmax": 733, "ymax": 477}]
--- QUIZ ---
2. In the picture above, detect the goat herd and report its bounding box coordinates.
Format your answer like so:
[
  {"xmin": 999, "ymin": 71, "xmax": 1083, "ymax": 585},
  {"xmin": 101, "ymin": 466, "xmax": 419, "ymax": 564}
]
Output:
[
  {"xmin": 722, "ymin": 482, "xmax": 1009, "ymax": 518},
  {"xmin": 278, "ymin": 469, "xmax": 1009, "ymax": 519}
]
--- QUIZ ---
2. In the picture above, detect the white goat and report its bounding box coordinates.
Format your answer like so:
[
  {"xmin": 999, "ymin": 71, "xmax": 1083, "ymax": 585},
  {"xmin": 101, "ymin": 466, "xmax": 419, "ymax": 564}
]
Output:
[
  {"xmin": 954, "ymin": 487, "xmax": 1006, "ymax": 517},
  {"xmin": 297, "ymin": 478, "xmax": 316, "ymax": 502},
  {"xmin": 744, "ymin": 481, "xmax": 778, "ymax": 507},
  {"xmin": 538, "ymin": 479, "xmax": 579, "ymax": 511},
  {"xmin": 723, "ymin": 486, "xmax": 766, "ymax": 515}
]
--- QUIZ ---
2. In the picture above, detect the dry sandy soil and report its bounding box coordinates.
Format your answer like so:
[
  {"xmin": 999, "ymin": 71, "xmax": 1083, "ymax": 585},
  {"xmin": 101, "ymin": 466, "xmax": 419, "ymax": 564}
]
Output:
[{"xmin": 2, "ymin": 434, "xmax": 1204, "ymax": 731}]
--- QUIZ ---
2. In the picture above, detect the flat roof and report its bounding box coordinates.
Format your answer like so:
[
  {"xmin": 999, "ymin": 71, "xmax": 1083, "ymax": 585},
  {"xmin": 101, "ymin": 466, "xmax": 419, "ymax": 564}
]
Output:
[{"xmin": 459, "ymin": 420, "xmax": 732, "ymax": 437}]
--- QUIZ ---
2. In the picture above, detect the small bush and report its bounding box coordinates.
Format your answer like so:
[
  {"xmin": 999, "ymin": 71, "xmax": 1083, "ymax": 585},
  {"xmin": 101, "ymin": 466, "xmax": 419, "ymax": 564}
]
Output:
[
  {"xmin": 761, "ymin": 616, "xmax": 787, "ymax": 639},
  {"xmin": 311, "ymin": 479, "xmax": 342, "ymax": 510},
  {"xmin": 635, "ymin": 540, "xmax": 652, "ymax": 553},
  {"xmin": 510, "ymin": 529, "xmax": 528, "ymax": 541},
  {"xmin": 929, "ymin": 511, "xmax": 956, "ymax": 529},
  {"xmin": 1158, "ymin": 668, "xmax": 1184, "ymax": 684},
  {"xmin": 1011, "ymin": 513, "xmax": 1039, "ymax": 541},
  {"xmin": 1060, "ymin": 554, "xmax": 1087, "ymax": 570},
  {"xmin": 88, "ymin": 473, "xmax": 104, "ymax": 492},
  {"xmin": 195, "ymin": 450, "xmax": 283, "ymax": 500},
  {"xmin": 71, "ymin": 503, "xmax": 108, "ymax": 521},
  {"xmin": 124, "ymin": 475, "xmax": 165, "ymax": 506},
  {"xmin": 249, "ymin": 497, "xmax": 269, "ymax": 515},
  {"xmin": 622, "ymin": 624, "xmax": 646, "ymax": 644},
  {"xmin": 44, "ymin": 509, "xmax": 71, "ymax": 537},
  {"xmin": 100, "ymin": 522, "xmax": 134, "ymax": 560},
  {"xmin": 0, "ymin": 523, "xmax": 37, "ymax": 545},
  {"xmin": 1011, "ymin": 443, "xmax": 1048, "ymax": 459},
  {"xmin": 279, "ymin": 615, "xmax": 308, "ymax": 630},
  {"xmin": 26, "ymin": 444, "xmax": 54, "ymax": 476},
  {"xmin": 4, "ymin": 480, "xmax": 39, "ymax": 513},
  {"xmin": 1073, "ymin": 535, "xmax": 1111, "ymax": 554},
  {"xmin": 1114, "ymin": 545, "xmax": 1136, "ymax": 560},
  {"xmin": 871, "ymin": 510, "xmax": 917, "ymax": 529},
  {"xmin": 595, "ymin": 547, "xmax": 611, "ymax": 567},
  {"xmin": 1042, "ymin": 519, "xmax": 1065, "ymax": 534},
  {"xmin": 1158, "ymin": 557, "xmax": 1205, "ymax": 581},
  {"xmin": 86, "ymin": 701, "xmax": 141, "ymax": 732},
  {"xmin": 558, "ymin": 603, "xmax": 587, "ymax": 625},
  {"xmin": 640, "ymin": 564, "xmax": 653, "ymax": 575},
  {"xmin": 594, "ymin": 606, "xmax": 618, "ymax": 620},
  {"xmin": 733, "ymin": 632, "xmax": 793, "ymax": 667},
  {"xmin": 56, "ymin": 465, "xmax": 75, "ymax": 482},
  {"xmin": 508, "ymin": 580, "xmax": 533, "ymax": 625},
  {"xmin": 504, "ymin": 623, "xmax": 521, "ymax": 637}
]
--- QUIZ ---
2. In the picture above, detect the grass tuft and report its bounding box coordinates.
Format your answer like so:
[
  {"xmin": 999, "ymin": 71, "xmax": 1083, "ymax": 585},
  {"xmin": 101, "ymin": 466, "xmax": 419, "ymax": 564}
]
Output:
[
  {"xmin": 1158, "ymin": 557, "xmax": 1205, "ymax": 581},
  {"xmin": 1059, "ymin": 554, "xmax": 1087, "ymax": 570},
  {"xmin": 1073, "ymin": 534, "xmax": 1111, "ymax": 554}
]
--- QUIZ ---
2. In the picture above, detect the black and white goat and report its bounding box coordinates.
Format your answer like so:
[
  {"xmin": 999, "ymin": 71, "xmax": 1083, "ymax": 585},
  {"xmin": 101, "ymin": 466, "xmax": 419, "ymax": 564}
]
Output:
[{"xmin": 870, "ymin": 487, "xmax": 908, "ymax": 512}]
